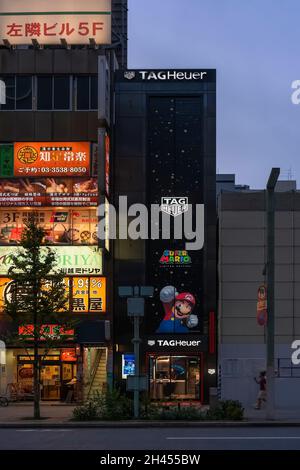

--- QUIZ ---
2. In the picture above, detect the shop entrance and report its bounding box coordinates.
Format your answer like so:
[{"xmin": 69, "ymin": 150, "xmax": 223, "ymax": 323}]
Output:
[
  {"xmin": 149, "ymin": 355, "xmax": 203, "ymax": 401},
  {"xmin": 16, "ymin": 349, "xmax": 78, "ymax": 401}
]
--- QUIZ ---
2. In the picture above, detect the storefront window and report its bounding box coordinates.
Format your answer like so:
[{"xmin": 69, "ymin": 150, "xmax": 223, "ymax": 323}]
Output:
[{"xmin": 150, "ymin": 355, "xmax": 201, "ymax": 401}]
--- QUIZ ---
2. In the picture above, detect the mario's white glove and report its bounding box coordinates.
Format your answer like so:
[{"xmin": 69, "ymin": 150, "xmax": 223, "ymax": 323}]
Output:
[
  {"xmin": 160, "ymin": 286, "xmax": 178, "ymax": 303},
  {"xmin": 186, "ymin": 314, "xmax": 198, "ymax": 329}
]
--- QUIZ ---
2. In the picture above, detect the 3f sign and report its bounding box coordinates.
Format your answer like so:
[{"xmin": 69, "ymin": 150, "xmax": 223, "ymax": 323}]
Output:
[{"xmin": 0, "ymin": 80, "xmax": 5, "ymax": 105}]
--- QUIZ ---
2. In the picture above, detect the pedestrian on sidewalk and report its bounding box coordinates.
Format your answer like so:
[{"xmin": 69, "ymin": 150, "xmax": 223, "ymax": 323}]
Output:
[{"xmin": 254, "ymin": 371, "xmax": 266, "ymax": 409}]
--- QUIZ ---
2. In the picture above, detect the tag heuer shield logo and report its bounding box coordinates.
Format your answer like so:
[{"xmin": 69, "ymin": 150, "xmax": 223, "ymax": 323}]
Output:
[
  {"xmin": 124, "ymin": 71, "xmax": 136, "ymax": 80},
  {"xmin": 161, "ymin": 197, "xmax": 189, "ymax": 217},
  {"xmin": 148, "ymin": 340, "xmax": 156, "ymax": 346}
]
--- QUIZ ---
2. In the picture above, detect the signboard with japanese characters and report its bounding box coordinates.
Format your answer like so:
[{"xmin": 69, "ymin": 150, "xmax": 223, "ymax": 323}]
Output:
[
  {"xmin": 0, "ymin": 0, "xmax": 111, "ymax": 46},
  {"xmin": 0, "ymin": 209, "xmax": 99, "ymax": 246},
  {"xmin": 0, "ymin": 177, "xmax": 98, "ymax": 207},
  {"xmin": 14, "ymin": 142, "xmax": 91, "ymax": 177},
  {"xmin": 0, "ymin": 276, "xmax": 106, "ymax": 313},
  {"xmin": 0, "ymin": 246, "xmax": 103, "ymax": 276}
]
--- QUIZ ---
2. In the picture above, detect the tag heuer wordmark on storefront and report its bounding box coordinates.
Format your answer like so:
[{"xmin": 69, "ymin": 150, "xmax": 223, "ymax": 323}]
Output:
[{"xmin": 161, "ymin": 197, "xmax": 189, "ymax": 218}]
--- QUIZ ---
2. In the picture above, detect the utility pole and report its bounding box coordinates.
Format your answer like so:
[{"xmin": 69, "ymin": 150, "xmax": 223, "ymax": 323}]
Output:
[
  {"xmin": 266, "ymin": 168, "xmax": 280, "ymax": 420},
  {"xmin": 118, "ymin": 286, "xmax": 153, "ymax": 419}
]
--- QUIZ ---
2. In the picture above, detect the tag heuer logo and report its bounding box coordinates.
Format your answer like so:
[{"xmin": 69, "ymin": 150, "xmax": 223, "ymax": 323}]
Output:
[
  {"xmin": 124, "ymin": 71, "xmax": 136, "ymax": 80},
  {"xmin": 161, "ymin": 197, "xmax": 189, "ymax": 218},
  {"xmin": 148, "ymin": 340, "xmax": 156, "ymax": 346}
]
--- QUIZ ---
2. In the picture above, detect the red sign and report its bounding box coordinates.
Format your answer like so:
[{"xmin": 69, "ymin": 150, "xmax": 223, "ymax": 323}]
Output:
[
  {"xmin": 14, "ymin": 142, "xmax": 90, "ymax": 177},
  {"xmin": 61, "ymin": 349, "xmax": 77, "ymax": 362},
  {"xmin": 105, "ymin": 135, "xmax": 110, "ymax": 197},
  {"xmin": 18, "ymin": 325, "xmax": 74, "ymax": 341},
  {"xmin": 257, "ymin": 285, "xmax": 267, "ymax": 326}
]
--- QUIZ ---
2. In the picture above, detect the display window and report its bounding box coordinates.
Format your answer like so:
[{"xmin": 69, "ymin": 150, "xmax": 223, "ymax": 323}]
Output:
[{"xmin": 149, "ymin": 355, "xmax": 203, "ymax": 401}]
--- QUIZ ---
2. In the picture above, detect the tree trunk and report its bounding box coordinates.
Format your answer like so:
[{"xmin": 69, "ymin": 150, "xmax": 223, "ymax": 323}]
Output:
[{"xmin": 33, "ymin": 341, "xmax": 40, "ymax": 419}]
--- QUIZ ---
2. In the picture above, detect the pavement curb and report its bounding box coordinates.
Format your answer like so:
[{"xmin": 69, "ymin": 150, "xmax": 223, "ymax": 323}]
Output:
[{"xmin": 1, "ymin": 420, "xmax": 300, "ymax": 428}]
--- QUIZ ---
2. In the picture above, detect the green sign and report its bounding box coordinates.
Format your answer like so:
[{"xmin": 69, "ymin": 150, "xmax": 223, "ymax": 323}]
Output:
[{"xmin": 0, "ymin": 145, "xmax": 14, "ymax": 178}]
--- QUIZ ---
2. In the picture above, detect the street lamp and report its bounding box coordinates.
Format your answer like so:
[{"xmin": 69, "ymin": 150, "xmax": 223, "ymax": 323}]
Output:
[{"xmin": 266, "ymin": 167, "xmax": 280, "ymax": 420}]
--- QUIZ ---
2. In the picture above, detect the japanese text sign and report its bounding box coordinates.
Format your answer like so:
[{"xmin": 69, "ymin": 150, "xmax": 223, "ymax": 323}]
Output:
[{"xmin": 14, "ymin": 142, "xmax": 91, "ymax": 177}]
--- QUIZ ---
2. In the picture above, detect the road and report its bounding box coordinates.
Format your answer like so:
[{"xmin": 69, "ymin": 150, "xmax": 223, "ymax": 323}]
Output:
[{"xmin": 0, "ymin": 427, "xmax": 300, "ymax": 450}]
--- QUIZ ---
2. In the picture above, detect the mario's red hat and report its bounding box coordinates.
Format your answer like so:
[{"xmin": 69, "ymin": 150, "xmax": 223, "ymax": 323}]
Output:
[{"xmin": 175, "ymin": 292, "xmax": 195, "ymax": 306}]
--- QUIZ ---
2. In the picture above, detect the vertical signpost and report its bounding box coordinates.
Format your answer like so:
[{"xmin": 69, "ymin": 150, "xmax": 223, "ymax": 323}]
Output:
[{"xmin": 266, "ymin": 168, "xmax": 280, "ymax": 420}]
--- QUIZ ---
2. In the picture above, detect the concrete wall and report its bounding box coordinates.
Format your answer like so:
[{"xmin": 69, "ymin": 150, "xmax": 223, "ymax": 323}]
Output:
[{"xmin": 218, "ymin": 191, "xmax": 300, "ymax": 409}]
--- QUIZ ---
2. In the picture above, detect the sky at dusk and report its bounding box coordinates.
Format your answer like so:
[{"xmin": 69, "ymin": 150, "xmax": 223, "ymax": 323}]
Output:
[{"xmin": 128, "ymin": 0, "xmax": 300, "ymax": 189}]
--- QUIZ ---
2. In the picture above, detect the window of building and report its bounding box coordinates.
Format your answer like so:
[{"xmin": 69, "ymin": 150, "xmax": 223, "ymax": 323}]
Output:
[
  {"xmin": 75, "ymin": 75, "xmax": 98, "ymax": 110},
  {"xmin": 0, "ymin": 75, "xmax": 97, "ymax": 111},
  {"xmin": 37, "ymin": 75, "xmax": 71, "ymax": 110},
  {"xmin": 0, "ymin": 75, "xmax": 33, "ymax": 110}
]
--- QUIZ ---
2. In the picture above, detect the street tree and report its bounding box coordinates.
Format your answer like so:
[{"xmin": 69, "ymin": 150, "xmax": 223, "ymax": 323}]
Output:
[{"xmin": 3, "ymin": 214, "xmax": 73, "ymax": 419}]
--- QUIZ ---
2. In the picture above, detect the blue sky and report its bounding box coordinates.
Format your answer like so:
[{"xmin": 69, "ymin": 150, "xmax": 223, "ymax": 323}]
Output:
[{"xmin": 128, "ymin": 0, "xmax": 300, "ymax": 189}]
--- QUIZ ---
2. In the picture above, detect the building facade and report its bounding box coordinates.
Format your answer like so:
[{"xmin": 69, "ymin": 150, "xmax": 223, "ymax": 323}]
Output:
[
  {"xmin": 113, "ymin": 69, "xmax": 217, "ymax": 403},
  {"xmin": 0, "ymin": 0, "xmax": 128, "ymax": 401},
  {"xmin": 218, "ymin": 187, "xmax": 300, "ymax": 410}
]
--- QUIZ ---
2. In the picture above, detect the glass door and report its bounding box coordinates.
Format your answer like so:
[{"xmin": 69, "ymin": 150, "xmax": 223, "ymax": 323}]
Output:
[{"xmin": 40, "ymin": 365, "xmax": 61, "ymax": 400}]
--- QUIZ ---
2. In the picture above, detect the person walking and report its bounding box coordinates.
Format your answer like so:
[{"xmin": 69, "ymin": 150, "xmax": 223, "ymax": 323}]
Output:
[{"xmin": 254, "ymin": 371, "xmax": 267, "ymax": 409}]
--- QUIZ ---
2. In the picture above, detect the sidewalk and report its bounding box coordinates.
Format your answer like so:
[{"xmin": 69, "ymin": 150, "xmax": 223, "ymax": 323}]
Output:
[{"xmin": 1, "ymin": 403, "xmax": 300, "ymax": 427}]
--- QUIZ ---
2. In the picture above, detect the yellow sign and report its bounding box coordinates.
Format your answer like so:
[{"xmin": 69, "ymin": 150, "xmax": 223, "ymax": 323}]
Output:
[{"xmin": 0, "ymin": 276, "xmax": 106, "ymax": 313}]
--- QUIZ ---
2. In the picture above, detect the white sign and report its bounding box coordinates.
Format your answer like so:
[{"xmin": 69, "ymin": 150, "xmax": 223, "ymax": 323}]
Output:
[
  {"xmin": 124, "ymin": 71, "xmax": 208, "ymax": 81},
  {"xmin": 0, "ymin": 246, "xmax": 103, "ymax": 275},
  {"xmin": 0, "ymin": 0, "xmax": 111, "ymax": 45},
  {"xmin": 161, "ymin": 197, "xmax": 189, "ymax": 218},
  {"xmin": 0, "ymin": 80, "xmax": 5, "ymax": 105}
]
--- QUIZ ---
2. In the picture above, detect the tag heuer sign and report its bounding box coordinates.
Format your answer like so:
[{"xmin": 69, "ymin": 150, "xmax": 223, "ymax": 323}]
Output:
[
  {"xmin": 161, "ymin": 197, "xmax": 189, "ymax": 217},
  {"xmin": 124, "ymin": 71, "xmax": 136, "ymax": 80}
]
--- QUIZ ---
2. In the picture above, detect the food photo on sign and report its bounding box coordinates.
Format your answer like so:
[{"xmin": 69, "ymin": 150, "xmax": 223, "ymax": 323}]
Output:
[{"xmin": 0, "ymin": 209, "xmax": 98, "ymax": 245}]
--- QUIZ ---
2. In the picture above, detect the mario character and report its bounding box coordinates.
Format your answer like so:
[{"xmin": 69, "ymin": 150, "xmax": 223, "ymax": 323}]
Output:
[{"xmin": 156, "ymin": 285, "xmax": 198, "ymax": 333}]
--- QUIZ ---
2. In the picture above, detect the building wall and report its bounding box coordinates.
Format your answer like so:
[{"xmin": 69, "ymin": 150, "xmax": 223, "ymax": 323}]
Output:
[{"xmin": 218, "ymin": 191, "xmax": 300, "ymax": 409}]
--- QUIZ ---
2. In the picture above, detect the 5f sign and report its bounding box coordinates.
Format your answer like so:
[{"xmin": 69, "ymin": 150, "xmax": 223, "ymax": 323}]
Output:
[{"xmin": 0, "ymin": 80, "xmax": 5, "ymax": 105}]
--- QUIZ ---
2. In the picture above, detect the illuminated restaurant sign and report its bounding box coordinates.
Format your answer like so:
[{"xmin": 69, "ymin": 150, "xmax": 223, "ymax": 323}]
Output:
[
  {"xmin": 0, "ymin": 246, "xmax": 103, "ymax": 276},
  {"xmin": 19, "ymin": 325, "xmax": 74, "ymax": 341},
  {"xmin": 0, "ymin": 0, "xmax": 112, "ymax": 46},
  {"xmin": 0, "ymin": 276, "xmax": 106, "ymax": 313},
  {"xmin": 0, "ymin": 177, "xmax": 98, "ymax": 207},
  {"xmin": 0, "ymin": 209, "xmax": 98, "ymax": 246},
  {"xmin": 14, "ymin": 142, "xmax": 91, "ymax": 177}
]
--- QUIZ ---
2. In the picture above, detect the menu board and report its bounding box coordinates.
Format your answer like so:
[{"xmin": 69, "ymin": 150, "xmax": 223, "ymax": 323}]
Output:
[{"xmin": 0, "ymin": 177, "xmax": 98, "ymax": 207}]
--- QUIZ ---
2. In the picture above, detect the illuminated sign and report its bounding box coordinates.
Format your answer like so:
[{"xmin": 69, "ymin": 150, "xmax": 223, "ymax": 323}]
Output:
[
  {"xmin": 159, "ymin": 250, "xmax": 191, "ymax": 267},
  {"xmin": 0, "ymin": 210, "xmax": 99, "ymax": 247},
  {"xmin": 0, "ymin": 0, "xmax": 111, "ymax": 46},
  {"xmin": 146, "ymin": 336, "xmax": 208, "ymax": 351},
  {"xmin": 0, "ymin": 246, "xmax": 103, "ymax": 276},
  {"xmin": 70, "ymin": 277, "xmax": 106, "ymax": 313},
  {"xmin": 14, "ymin": 142, "xmax": 90, "ymax": 177},
  {"xmin": 18, "ymin": 325, "xmax": 74, "ymax": 341},
  {"xmin": 122, "ymin": 354, "xmax": 135, "ymax": 379},
  {"xmin": 121, "ymin": 70, "xmax": 215, "ymax": 82},
  {"xmin": 0, "ymin": 276, "xmax": 106, "ymax": 313},
  {"xmin": 0, "ymin": 177, "xmax": 98, "ymax": 207},
  {"xmin": 105, "ymin": 135, "xmax": 110, "ymax": 197},
  {"xmin": 161, "ymin": 197, "xmax": 189, "ymax": 217}
]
